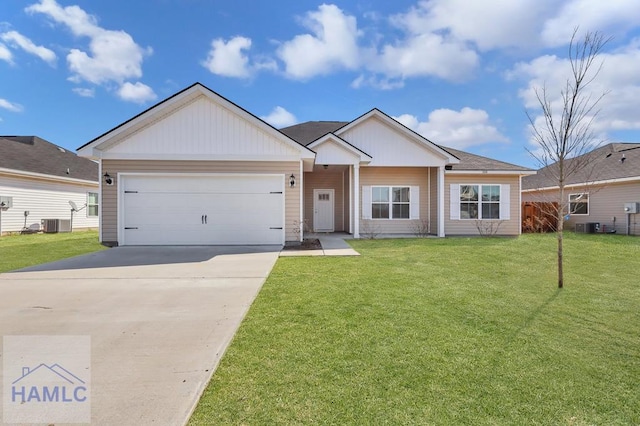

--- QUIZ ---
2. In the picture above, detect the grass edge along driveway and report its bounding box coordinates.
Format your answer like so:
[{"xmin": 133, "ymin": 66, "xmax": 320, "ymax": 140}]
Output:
[
  {"xmin": 0, "ymin": 230, "xmax": 106, "ymax": 273},
  {"xmin": 190, "ymin": 233, "xmax": 639, "ymax": 425}
]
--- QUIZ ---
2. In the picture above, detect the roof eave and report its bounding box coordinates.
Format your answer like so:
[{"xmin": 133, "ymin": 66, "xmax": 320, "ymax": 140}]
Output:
[
  {"xmin": 447, "ymin": 169, "xmax": 537, "ymax": 175},
  {"xmin": 0, "ymin": 167, "xmax": 98, "ymax": 185},
  {"xmin": 307, "ymin": 133, "xmax": 373, "ymax": 162}
]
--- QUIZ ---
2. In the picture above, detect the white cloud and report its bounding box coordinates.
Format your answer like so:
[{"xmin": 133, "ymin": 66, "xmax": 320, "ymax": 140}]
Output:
[
  {"xmin": 72, "ymin": 87, "xmax": 95, "ymax": 97},
  {"xmin": 351, "ymin": 74, "xmax": 404, "ymax": 90},
  {"xmin": 0, "ymin": 30, "xmax": 56, "ymax": 65},
  {"xmin": 260, "ymin": 106, "xmax": 297, "ymax": 128},
  {"xmin": 202, "ymin": 36, "xmax": 252, "ymax": 78},
  {"xmin": 373, "ymin": 33, "xmax": 478, "ymax": 82},
  {"xmin": 511, "ymin": 40, "xmax": 640, "ymax": 147},
  {"xmin": 0, "ymin": 43, "xmax": 13, "ymax": 63},
  {"xmin": 26, "ymin": 0, "xmax": 154, "ymax": 101},
  {"xmin": 393, "ymin": 107, "xmax": 508, "ymax": 149},
  {"xmin": 542, "ymin": 0, "xmax": 640, "ymax": 47},
  {"xmin": 277, "ymin": 4, "xmax": 360, "ymax": 79},
  {"xmin": 64, "ymin": 31, "xmax": 151, "ymax": 85},
  {"xmin": 117, "ymin": 82, "xmax": 157, "ymax": 104},
  {"xmin": 0, "ymin": 98, "xmax": 23, "ymax": 112},
  {"xmin": 391, "ymin": 0, "xmax": 554, "ymax": 51}
]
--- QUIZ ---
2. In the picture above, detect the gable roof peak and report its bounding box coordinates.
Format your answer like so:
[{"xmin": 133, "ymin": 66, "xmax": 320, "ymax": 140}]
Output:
[{"xmin": 78, "ymin": 82, "xmax": 315, "ymax": 158}]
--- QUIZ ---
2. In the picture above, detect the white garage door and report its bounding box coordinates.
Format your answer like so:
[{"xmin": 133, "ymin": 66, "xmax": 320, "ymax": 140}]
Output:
[{"xmin": 121, "ymin": 174, "xmax": 284, "ymax": 245}]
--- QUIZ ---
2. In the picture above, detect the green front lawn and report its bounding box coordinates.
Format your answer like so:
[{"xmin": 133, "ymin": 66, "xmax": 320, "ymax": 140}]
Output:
[
  {"xmin": 0, "ymin": 230, "xmax": 106, "ymax": 273},
  {"xmin": 190, "ymin": 234, "xmax": 639, "ymax": 425}
]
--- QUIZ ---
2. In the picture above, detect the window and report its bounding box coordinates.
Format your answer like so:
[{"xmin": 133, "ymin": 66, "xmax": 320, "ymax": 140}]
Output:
[
  {"xmin": 459, "ymin": 184, "xmax": 501, "ymax": 219},
  {"xmin": 569, "ymin": 193, "xmax": 589, "ymax": 215},
  {"xmin": 481, "ymin": 185, "xmax": 500, "ymax": 219},
  {"xmin": 372, "ymin": 186, "xmax": 410, "ymax": 219},
  {"xmin": 87, "ymin": 192, "xmax": 98, "ymax": 217},
  {"xmin": 460, "ymin": 185, "xmax": 478, "ymax": 219}
]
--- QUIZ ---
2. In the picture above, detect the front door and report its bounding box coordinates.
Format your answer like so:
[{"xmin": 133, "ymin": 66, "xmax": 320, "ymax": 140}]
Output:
[{"xmin": 313, "ymin": 189, "xmax": 334, "ymax": 232}]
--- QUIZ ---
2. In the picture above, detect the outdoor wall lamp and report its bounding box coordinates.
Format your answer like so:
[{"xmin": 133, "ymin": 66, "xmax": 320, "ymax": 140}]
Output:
[
  {"xmin": 289, "ymin": 173, "xmax": 296, "ymax": 188},
  {"xmin": 103, "ymin": 172, "xmax": 114, "ymax": 185}
]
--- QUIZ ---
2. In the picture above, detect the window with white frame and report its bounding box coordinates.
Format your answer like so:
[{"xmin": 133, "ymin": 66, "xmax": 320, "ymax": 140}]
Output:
[
  {"xmin": 458, "ymin": 184, "xmax": 501, "ymax": 219},
  {"xmin": 363, "ymin": 185, "xmax": 419, "ymax": 220},
  {"xmin": 372, "ymin": 186, "xmax": 410, "ymax": 219},
  {"xmin": 87, "ymin": 192, "xmax": 99, "ymax": 217},
  {"xmin": 569, "ymin": 193, "xmax": 589, "ymax": 215}
]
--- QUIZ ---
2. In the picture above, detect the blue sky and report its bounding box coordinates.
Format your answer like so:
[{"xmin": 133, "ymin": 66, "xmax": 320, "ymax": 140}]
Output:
[{"xmin": 2, "ymin": 0, "xmax": 640, "ymax": 168}]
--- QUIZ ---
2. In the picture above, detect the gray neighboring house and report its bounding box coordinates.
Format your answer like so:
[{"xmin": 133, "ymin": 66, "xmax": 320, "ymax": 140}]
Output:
[
  {"xmin": 522, "ymin": 143, "xmax": 640, "ymax": 235},
  {"xmin": 0, "ymin": 136, "xmax": 99, "ymax": 235}
]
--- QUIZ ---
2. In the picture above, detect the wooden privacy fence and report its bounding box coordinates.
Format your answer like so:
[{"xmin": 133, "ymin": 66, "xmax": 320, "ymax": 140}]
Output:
[{"xmin": 522, "ymin": 202, "xmax": 558, "ymax": 233}]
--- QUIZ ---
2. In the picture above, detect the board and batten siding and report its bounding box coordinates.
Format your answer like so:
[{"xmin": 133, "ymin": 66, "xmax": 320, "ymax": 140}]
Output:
[
  {"xmin": 444, "ymin": 174, "xmax": 521, "ymax": 235},
  {"xmin": 522, "ymin": 180, "xmax": 640, "ymax": 235},
  {"xmin": 101, "ymin": 160, "xmax": 301, "ymax": 244},
  {"xmin": 0, "ymin": 175, "xmax": 98, "ymax": 234},
  {"xmin": 304, "ymin": 169, "xmax": 347, "ymax": 232},
  {"xmin": 359, "ymin": 167, "xmax": 431, "ymax": 234},
  {"xmin": 107, "ymin": 95, "xmax": 301, "ymax": 158},
  {"xmin": 340, "ymin": 117, "xmax": 448, "ymax": 167}
]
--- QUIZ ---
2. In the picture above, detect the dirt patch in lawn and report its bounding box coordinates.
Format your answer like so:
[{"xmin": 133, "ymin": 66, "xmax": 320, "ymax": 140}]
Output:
[{"xmin": 282, "ymin": 238, "xmax": 322, "ymax": 250}]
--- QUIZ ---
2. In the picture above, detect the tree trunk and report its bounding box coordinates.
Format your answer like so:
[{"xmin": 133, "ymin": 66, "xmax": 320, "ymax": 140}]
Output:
[{"xmin": 557, "ymin": 220, "xmax": 564, "ymax": 288}]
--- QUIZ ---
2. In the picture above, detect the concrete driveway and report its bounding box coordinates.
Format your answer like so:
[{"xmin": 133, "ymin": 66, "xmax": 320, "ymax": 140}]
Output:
[{"xmin": 0, "ymin": 246, "xmax": 280, "ymax": 425}]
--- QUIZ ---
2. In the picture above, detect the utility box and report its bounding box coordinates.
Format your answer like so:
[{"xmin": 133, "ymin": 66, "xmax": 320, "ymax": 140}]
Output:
[
  {"xmin": 587, "ymin": 222, "xmax": 600, "ymax": 233},
  {"xmin": 624, "ymin": 202, "xmax": 639, "ymax": 214}
]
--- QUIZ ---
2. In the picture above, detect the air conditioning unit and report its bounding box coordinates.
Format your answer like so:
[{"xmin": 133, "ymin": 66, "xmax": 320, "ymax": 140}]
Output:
[
  {"xmin": 41, "ymin": 219, "xmax": 71, "ymax": 233},
  {"xmin": 574, "ymin": 223, "xmax": 587, "ymax": 233}
]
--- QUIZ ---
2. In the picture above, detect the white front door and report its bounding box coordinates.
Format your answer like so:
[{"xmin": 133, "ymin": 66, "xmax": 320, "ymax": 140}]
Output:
[{"xmin": 313, "ymin": 189, "xmax": 334, "ymax": 232}]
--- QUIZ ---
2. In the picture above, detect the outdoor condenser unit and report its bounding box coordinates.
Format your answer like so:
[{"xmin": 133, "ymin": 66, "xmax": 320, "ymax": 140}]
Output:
[{"xmin": 42, "ymin": 219, "xmax": 72, "ymax": 233}]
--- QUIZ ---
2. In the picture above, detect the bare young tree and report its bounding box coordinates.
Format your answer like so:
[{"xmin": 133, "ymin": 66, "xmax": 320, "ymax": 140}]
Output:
[{"xmin": 527, "ymin": 29, "xmax": 610, "ymax": 288}]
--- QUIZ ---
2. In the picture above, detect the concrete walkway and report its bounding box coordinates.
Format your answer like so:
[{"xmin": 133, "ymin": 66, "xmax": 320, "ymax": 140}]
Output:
[
  {"xmin": 0, "ymin": 246, "xmax": 280, "ymax": 426},
  {"xmin": 280, "ymin": 233, "xmax": 360, "ymax": 257}
]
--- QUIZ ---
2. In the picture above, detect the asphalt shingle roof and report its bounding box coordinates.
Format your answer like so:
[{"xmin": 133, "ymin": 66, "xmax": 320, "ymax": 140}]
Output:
[
  {"xmin": 522, "ymin": 143, "xmax": 640, "ymax": 190},
  {"xmin": 280, "ymin": 121, "xmax": 348, "ymax": 146},
  {"xmin": 0, "ymin": 136, "xmax": 98, "ymax": 182},
  {"xmin": 281, "ymin": 121, "xmax": 532, "ymax": 172},
  {"xmin": 443, "ymin": 147, "xmax": 534, "ymax": 172}
]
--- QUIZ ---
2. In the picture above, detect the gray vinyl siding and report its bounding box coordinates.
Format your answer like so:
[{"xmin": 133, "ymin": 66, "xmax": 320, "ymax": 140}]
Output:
[
  {"xmin": 522, "ymin": 180, "xmax": 640, "ymax": 235},
  {"xmin": 359, "ymin": 167, "xmax": 431, "ymax": 234},
  {"xmin": 304, "ymin": 169, "xmax": 347, "ymax": 232},
  {"xmin": 444, "ymin": 174, "xmax": 521, "ymax": 236},
  {"xmin": 101, "ymin": 160, "xmax": 301, "ymax": 244}
]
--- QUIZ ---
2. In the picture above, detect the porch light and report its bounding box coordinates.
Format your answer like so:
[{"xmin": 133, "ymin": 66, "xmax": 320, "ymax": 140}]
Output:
[
  {"xmin": 103, "ymin": 172, "xmax": 114, "ymax": 185},
  {"xmin": 289, "ymin": 174, "xmax": 296, "ymax": 188}
]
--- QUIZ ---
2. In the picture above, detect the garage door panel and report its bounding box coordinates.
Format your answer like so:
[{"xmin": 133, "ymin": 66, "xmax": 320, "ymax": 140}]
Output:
[
  {"xmin": 121, "ymin": 175, "xmax": 284, "ymax": 245},
  {"xmin": 124, "ymin": 175, "xmax": 282, "ymax": 194}
]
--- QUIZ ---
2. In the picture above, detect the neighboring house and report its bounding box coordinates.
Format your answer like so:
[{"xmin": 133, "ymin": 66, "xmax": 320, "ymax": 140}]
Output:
[
  {"xmin": 77, "ymin": 83, "xmax": 533, "ymax": 246},
  {"xmin": 0, "ymin": 136, "xmax": 99, "ymax": 235},
  {"xmin": 522, "ymin": 143, "xmax": 640, "ymax": 235}
]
